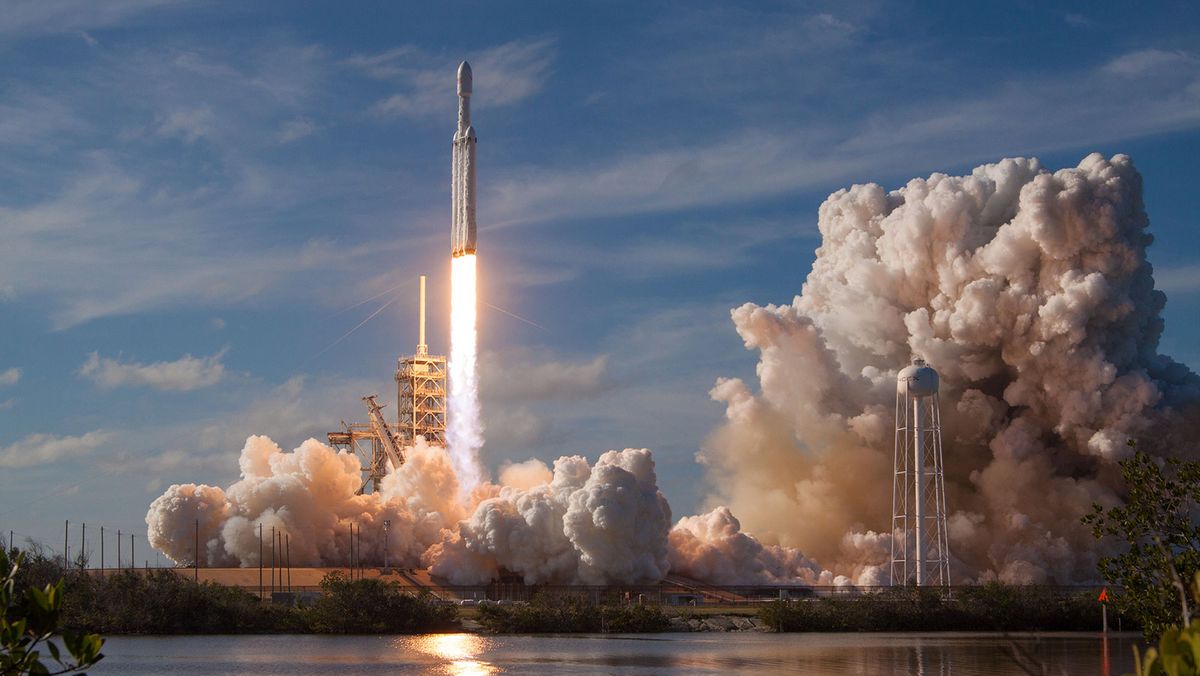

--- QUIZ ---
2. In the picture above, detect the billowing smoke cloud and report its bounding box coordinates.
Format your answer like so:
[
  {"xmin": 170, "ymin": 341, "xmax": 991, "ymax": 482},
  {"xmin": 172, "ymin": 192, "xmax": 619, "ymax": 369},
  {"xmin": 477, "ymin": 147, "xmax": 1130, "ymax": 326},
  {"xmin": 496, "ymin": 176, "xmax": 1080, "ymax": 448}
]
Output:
[
  {"xmin": 700, "ymin": 153, "xmax": 1200, "ymax": 584},
  {"xmin": 147, "ymin": 437, "xmax": 793, "ymax": 585},
  {"xmin": 146, "ymin": 436, "xmax": 466, "ymax": 568}
]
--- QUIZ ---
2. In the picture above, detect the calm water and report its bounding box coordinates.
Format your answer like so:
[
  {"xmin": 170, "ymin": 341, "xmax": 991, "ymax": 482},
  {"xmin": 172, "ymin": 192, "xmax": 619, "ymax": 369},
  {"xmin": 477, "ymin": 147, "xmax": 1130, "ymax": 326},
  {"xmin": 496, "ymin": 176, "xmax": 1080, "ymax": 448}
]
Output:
[{"xmin": 93, "ymin": 632, "xmax": 1139, "ymax": 675}]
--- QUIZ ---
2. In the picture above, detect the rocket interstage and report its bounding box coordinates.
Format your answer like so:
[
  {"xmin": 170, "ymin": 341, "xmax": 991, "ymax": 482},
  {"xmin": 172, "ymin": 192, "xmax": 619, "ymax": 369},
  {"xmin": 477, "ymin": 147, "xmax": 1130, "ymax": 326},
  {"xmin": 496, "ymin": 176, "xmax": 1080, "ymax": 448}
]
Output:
[{"xmin": 451, "ymin": 60, "xmax": 477, "ymax": 258}]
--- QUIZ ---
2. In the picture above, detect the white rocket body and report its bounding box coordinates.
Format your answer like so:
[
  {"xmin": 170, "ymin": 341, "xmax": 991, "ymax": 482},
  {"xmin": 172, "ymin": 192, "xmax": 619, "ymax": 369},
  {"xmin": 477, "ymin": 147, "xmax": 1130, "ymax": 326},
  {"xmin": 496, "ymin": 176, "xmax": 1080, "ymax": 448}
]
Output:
[{"xmin": 451, "ymin": 61, "xmax": 477, "ymax": 258}]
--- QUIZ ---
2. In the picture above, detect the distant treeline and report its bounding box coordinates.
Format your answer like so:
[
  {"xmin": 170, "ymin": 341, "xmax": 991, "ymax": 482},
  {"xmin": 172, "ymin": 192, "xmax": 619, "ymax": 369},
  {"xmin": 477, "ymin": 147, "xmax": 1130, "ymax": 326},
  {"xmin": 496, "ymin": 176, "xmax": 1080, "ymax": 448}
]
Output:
[
  {"xmin": 9, "ymin": 546, "xmax": 457, "ymax": 634},
  {"xmin": 759, "ymin": 584, "xmax": 1111, "ymax": 632},
  {"xmin": 9, "ymin": 545, "xmax": 1114, "ymax": 635},
  {"xmin": 477, "ymin": 593, "xmax": 672, "ymax": 633}
]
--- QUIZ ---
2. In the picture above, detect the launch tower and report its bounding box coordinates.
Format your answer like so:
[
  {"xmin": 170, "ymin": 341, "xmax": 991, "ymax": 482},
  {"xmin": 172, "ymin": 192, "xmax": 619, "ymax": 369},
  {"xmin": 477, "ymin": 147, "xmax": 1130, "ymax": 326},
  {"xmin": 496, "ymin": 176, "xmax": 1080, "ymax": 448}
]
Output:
[
  {"xmin": 890, "ymin": 358, "xmax": 951, "ymax": 587},
  {"xmin": 395, "ymin": 275, "xmax": 447, "ymax": 447},
  {"xmin": 327, "ymin": 276, "xmax": 446, "ymax": 494}
]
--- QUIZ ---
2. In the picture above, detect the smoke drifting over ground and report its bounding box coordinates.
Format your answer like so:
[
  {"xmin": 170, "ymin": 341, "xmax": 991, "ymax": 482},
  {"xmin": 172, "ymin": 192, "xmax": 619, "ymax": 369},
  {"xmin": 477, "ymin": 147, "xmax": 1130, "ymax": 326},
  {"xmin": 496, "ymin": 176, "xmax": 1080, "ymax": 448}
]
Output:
[
  {"xmin": 148, "ymin": 153, "xmax": 1197, "ymax": 586},
  {"xmin": 147, "ymin": 436, "xmax": 819, "ymax": 584},
  {"xmin": 701, "ymin": 153, "xmax": 1199, "ymax": 583}
]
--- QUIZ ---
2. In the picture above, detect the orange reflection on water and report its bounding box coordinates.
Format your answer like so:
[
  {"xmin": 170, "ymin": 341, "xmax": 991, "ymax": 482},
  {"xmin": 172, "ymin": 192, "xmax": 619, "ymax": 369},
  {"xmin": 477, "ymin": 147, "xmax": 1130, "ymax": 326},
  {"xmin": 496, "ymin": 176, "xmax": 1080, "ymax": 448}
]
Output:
[{"xmin": 411, "ymin": 633, "xmax": 497, "ymax": 675}]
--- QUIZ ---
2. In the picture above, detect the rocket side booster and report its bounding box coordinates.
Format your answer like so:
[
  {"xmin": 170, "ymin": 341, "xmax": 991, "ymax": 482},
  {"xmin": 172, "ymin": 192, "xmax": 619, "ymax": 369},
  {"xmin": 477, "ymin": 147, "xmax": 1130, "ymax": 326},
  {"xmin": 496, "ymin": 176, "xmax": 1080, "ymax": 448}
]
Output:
[{"xmin": 451, "ymin": 61, "xmax": 477, "ymax": 258}]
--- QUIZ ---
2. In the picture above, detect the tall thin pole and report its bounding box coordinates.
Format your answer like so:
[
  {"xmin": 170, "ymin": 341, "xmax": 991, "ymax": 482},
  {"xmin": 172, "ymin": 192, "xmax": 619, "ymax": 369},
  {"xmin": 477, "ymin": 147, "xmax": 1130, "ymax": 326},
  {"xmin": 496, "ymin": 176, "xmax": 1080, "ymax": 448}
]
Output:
[
  {"xmin": 194, "ymin": 519, "xmax": 199, "ymax": 583},
  {"xmin": 100, "ymin": 526, "xmax": 105, "ymax": 572},
  {"xmin": 349, "ymin": 524, "xmax": 354, "ymax": 580},
  {"xmin": 81, "ymin": 523, "xmax": 86, "ymax": 569},
  {"xmin": 286, "ymin": 533, "xmax": 291, "ymax": 592},
  {"xmin": 258, "ymin": 523, "xmax": 263, "ymax": 599},
  {"xmin": 270, "ymin": 526, "xmax": 276, "ymax": 594},
  {"xmin": 383, "ymin": 520, "xmax": 390, "ymax": 569},
  {"xmin": 117, "ymin": 529, "xmax": 122, "ymax": 570},
  {"xmin": 130, "ymin": 533, "xmax": 134, "ymax": 572},
  {"xmin": 418, "ymin": 275, "xmax": 427, "ymax": 355},
  {"xmin": 64, "ymin": 520, "xmax": 69, "ymax": 567}
]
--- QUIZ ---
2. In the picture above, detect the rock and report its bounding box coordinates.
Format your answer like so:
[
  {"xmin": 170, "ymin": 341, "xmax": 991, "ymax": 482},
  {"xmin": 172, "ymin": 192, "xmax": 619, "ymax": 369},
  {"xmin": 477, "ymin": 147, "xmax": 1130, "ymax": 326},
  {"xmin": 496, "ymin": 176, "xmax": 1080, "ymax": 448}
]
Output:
[
  {"xmin": 731, "ymin": 617, "xmax": 755, "ymax": 631},
  {"xmin": 668, "ymin": 617, "xmax": 691, "ymax": 631}
]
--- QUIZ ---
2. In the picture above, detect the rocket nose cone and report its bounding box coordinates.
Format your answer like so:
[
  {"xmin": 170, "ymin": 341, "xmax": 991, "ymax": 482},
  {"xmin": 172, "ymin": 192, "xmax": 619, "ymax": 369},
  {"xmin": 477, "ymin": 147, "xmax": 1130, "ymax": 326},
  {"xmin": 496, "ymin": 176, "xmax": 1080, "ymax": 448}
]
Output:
[{"xmin": 457, "ymin": 61, "xmax": 473, "ymax": 95}]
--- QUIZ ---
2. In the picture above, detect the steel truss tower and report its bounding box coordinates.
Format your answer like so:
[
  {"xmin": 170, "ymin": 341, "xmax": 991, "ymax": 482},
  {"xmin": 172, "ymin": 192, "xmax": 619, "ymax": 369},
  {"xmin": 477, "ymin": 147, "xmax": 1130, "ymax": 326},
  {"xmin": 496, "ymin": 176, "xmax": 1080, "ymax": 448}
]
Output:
[
  {"xmin": 890, "ymin": 358, "xmax": 951, "ymax": 587},
  {"xmin": 396, "ymin": 276, "xmax": 446, "ymax": 447}
]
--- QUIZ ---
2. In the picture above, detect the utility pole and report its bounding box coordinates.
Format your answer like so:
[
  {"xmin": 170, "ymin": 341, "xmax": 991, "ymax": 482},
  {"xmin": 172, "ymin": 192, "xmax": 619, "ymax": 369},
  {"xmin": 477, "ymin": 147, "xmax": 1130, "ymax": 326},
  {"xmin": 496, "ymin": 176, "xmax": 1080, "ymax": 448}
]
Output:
[
  {"xmin": 130, "ymin": 534, "xmax": 134, "ymax": 571},
  {"xmin": 194, "ymin": 520, "xmax": 199, "ymax": 583},
  {"xmin": 383, "ymin": 520, "xmax": 391, "ymax": 569},
  {"xmin": 258, "ymin": 523, "xmax": 263, "ymax": 599},
  {"xmin": 117, "ymin": 529, "xmax": 122, "ymax": 569},
  {"xmin": 81, "ymin": 523, "xmax": 86, "ymax": 569},
  {"xmin": 286, "ymin": 533, "xmax": 291, "ymax": 592},
  {"xmin": 63, "ymin": 520, "xmax": 68, "ymax": 567},
  {"xmin": 100, "ymin": 526, "xmax": 104, "ymax": 572},
  {"xmin": 270, "ymin": 526, "xmax": 276, "ymax": 594}
]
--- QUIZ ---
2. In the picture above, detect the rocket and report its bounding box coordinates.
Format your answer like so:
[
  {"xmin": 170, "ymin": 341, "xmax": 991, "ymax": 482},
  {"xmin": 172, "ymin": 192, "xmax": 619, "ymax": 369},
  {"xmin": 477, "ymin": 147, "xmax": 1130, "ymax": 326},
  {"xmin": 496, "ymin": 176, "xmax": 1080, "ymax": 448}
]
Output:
[{"xmin": 451, "ymin": 61, "xmax": 477, "ymax": 258}]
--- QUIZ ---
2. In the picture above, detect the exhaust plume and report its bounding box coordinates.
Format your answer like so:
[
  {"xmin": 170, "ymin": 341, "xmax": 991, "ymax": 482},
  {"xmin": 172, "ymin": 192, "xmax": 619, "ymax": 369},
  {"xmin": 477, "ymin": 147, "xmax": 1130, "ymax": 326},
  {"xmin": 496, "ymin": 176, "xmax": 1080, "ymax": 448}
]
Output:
[
  {"xmin": 700, "ymin": 153, "xmax": 1200, "ymax": 583},
  {"xmin": 449, "ymin": 254, "xmax": 484, "ymax": 494}
]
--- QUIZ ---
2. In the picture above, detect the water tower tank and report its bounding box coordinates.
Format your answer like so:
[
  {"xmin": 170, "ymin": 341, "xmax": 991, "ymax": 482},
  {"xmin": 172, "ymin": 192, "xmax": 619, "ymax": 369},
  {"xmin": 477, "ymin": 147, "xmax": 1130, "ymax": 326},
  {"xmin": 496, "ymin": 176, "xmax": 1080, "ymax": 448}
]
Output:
[{"xmin": 897, "ymin": 358, "xmax": 939, "ymax": 397}]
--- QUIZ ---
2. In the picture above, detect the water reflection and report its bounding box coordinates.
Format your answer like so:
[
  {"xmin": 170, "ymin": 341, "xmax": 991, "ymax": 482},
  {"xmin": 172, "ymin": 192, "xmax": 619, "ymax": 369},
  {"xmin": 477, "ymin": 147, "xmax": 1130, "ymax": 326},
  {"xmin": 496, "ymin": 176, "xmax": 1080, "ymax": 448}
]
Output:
[
  {"xmin": 408, "ymin": 633, "xmax": 498, "ymax": 675},
  {"xmin": 95, "ymin": 632, "xmax": 1138, "ymax": 675}
]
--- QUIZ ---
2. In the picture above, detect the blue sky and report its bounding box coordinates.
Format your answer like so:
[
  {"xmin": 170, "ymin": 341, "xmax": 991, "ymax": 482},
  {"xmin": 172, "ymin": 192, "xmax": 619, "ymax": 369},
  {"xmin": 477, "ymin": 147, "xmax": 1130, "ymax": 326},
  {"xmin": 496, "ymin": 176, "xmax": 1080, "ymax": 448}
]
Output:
[{"xmin": 2, "ymin": 0, "xmax": 1199, "ymax": 560}]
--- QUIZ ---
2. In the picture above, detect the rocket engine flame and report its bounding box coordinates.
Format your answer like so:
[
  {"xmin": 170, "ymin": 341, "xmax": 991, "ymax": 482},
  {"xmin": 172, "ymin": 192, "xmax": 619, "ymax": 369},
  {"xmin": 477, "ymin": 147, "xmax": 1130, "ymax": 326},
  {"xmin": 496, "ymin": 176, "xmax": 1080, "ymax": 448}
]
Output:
[{"xmin": 449, "ymin": 253, "xmax": 484, "ymax": 495}]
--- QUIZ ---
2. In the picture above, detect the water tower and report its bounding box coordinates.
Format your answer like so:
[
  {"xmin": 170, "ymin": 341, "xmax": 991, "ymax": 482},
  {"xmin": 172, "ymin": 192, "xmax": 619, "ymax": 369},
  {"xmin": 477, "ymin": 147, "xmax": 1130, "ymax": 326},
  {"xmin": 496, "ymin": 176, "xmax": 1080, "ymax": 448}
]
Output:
[{"xmin": 890, "ymin": 358, "xmax": 951, "ymax": 587}]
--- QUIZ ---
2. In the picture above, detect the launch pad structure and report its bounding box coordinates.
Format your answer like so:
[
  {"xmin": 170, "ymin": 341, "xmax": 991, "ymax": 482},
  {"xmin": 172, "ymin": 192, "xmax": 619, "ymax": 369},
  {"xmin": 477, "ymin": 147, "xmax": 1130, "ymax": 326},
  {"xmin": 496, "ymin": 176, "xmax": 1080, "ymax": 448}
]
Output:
[{"xmin": 327, "ymin": 275, "xmax": 446, "ymax": 494}]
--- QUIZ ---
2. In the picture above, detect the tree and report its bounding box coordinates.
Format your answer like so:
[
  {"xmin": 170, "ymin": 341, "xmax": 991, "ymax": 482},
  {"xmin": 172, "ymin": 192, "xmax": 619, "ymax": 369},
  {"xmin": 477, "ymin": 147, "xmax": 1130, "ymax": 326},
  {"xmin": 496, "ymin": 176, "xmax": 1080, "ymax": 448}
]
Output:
[
  {"xmin": 1084, "ymin": 445, "xmax": 1200, "ymax": 638},
  {"xmin": 1129, "ymin": 572, "xmax": 1200, "ymax": 676},
  {"xmin": 0, "ymin": 548, "xmax": 104, "ymax": 675}
]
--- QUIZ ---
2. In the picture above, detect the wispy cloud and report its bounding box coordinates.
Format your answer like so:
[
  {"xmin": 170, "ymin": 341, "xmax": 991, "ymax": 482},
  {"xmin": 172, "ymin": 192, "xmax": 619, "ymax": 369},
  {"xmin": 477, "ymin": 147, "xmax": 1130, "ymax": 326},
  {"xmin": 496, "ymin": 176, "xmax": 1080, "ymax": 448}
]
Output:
[
  {"xmin": 154, "ymin": 106, "xmax": 216, "ymax": 144},
  {"xmin": 1156, "ymin": 264, "xmax": 1200, "ymax": 294},
  {"xmin": 481, "ymin": 352, "xmax": 609, "ymax": 401},
  {"xmin": 276, "ymin": 117, "xmax": 317, "ymax": 144},
  {"xmin": 354, "ymin": 37, "xmax": 556, "ymax": 117},
  {"xmin": 79, "ymin": 349, "xmax": 227, "ymax": 391},
  {"xmin": 0, "ymin": 0, "xmax": 185, "ymax": 37},
  {"xmin": 0, "ymin": 92, "xmax": 88, "ymax": 148},
  {"xmin": 1102, "ymin": 49, "xmax": 1196, "ymax": 76},
  {"xmin": 486, "ymin": 47, "xmax": 1200, "ymax": 228},
  {"xmin": 0, "ymin": 430, "xmax": 113, "ymax": 468},
  {"xmin": 0, "ymin": 368, "xmax": 20, "ymax": 386}
]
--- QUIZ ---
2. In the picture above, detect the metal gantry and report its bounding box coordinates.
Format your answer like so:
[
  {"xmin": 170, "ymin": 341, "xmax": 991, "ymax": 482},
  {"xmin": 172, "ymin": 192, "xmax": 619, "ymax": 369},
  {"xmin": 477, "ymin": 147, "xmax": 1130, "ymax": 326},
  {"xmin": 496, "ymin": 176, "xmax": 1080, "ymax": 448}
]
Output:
[{"xmin": 395, "ymin": 352, "xmax": 447, "ymax": 448}]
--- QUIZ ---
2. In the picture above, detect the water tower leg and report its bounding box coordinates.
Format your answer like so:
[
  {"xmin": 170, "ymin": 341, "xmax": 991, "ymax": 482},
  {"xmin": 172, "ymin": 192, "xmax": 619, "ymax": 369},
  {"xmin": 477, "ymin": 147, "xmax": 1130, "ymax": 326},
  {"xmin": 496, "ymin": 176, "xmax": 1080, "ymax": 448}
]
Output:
[{"xmin": 913, "ymin": 396, "xmax": 925, "ymax": 587}]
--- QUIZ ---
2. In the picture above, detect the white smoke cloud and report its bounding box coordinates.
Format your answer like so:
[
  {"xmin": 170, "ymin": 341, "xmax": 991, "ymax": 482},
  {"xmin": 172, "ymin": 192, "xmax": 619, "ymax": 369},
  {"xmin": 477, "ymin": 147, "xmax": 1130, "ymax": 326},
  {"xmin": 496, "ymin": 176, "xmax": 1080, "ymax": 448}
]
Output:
[
  {"xmin": 146, "ymin": 435, "xmax": 822, "ymax": 586},
  {"xmin": 700, "ymin": 153, "xmax": 1200, "ymax": 584}
]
